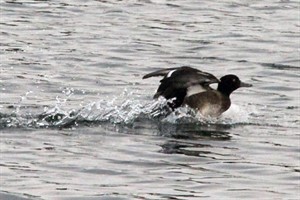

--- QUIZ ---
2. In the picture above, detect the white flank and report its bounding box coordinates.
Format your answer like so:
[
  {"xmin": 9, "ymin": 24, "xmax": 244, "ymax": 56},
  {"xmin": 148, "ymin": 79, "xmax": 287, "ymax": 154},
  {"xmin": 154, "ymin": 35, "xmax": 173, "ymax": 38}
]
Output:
[
  {"xmin": 186, "ymin": 85, "xmax": 206, "ymax": 97},
  {"xmin": 167, "ymin": 69, "xmax": 176, "ymax": 78}
]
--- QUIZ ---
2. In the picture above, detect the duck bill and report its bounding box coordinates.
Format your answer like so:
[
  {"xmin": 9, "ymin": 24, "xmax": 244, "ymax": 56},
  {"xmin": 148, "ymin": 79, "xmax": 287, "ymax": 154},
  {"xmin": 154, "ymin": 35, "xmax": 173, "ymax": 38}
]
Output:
[{"xmin": 240, "ymin": 81, "xmax": 252, "ymax": 87}]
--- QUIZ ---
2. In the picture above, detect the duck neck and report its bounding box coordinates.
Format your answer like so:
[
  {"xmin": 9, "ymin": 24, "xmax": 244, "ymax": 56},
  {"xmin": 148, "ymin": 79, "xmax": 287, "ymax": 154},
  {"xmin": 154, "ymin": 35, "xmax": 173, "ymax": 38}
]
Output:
[{"xmin": 217, "ymin": 84, "xmax": 233, "ymax": 97}]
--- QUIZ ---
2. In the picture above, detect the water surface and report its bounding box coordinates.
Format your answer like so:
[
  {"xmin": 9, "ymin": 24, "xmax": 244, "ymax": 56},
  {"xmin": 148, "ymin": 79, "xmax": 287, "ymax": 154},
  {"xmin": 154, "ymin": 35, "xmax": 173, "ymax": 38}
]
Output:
[{"xmin": 0, "ymin": 0, "xmax": 299, "ymax": 199}]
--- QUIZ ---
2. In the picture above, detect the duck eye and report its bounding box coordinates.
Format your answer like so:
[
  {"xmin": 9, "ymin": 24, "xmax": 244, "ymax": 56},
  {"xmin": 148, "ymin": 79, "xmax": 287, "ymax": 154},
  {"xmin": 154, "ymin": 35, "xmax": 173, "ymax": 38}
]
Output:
[{"xmin": 232, "ymin": 79, "xmax": 236, "ymax": 82}]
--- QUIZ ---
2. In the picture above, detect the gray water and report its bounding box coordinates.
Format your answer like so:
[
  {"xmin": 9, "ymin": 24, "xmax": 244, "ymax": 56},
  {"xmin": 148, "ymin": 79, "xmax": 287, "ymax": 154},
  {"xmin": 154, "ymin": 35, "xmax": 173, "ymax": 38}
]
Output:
[{"xmin": 0, "ymin": 0, "xmax": 299, "ymax": 199}]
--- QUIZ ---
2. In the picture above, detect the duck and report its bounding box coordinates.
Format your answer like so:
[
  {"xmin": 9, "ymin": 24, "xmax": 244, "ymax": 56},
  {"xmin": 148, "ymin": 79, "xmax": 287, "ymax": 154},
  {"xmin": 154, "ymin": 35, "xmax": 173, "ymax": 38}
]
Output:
[{"xmin": 143, "ymin": 66, "xmax": 252, "ymax": 117}]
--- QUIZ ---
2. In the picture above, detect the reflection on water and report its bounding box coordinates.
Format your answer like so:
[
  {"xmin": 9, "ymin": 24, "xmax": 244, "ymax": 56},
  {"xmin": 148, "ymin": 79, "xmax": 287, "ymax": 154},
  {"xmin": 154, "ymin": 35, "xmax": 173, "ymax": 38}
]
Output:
[{"xmin": 160, "ymin": 131, "xmax": 231, "ymax": 157}]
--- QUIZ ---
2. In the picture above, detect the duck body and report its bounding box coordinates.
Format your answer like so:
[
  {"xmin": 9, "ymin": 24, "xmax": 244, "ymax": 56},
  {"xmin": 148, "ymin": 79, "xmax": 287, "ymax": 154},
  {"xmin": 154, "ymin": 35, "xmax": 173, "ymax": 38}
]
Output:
[
  {"xmin": 143, "ymin": 66, "xmax": 252, "ymax": 117},
  {"xmin": 184, "ymin": 90, "xmax": 230, "ymax": 117}
]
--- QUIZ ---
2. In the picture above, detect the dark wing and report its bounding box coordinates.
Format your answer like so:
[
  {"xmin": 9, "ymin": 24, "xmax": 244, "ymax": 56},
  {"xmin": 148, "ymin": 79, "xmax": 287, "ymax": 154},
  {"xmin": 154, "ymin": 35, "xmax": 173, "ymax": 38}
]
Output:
[
  {"xmin": 143, "ymin": 66, "xmax": 219, "ymax": 109},
  {"xmin": 142, "ymin": 67, "xmax": 179, "ymax": 79}
]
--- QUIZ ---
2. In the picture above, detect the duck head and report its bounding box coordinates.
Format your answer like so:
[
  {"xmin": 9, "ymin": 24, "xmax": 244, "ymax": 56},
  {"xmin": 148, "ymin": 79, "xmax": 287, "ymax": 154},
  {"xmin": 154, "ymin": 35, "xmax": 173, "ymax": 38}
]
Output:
[{"xmin": 217, "ymin": 74, "xmax": 252, "ymax": 96}]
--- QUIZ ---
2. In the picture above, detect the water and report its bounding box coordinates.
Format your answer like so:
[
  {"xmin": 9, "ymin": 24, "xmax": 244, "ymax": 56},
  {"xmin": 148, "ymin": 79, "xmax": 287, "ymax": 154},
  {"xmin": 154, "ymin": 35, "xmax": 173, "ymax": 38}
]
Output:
[{"xmin": 0, "ymin": 0, "xmax": 299, "ymax": 199}]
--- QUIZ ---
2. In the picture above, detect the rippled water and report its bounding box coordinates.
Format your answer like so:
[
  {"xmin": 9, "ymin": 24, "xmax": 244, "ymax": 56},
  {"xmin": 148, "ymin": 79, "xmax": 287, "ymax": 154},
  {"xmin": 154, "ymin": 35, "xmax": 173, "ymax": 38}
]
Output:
[{"xmin": 0, "ymin": 0, "xmax": 299, "ymax": 199}]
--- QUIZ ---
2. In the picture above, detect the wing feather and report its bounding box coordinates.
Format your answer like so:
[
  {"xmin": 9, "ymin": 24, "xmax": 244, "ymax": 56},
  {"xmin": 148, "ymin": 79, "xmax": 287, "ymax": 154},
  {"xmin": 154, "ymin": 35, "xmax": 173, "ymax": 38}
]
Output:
[
  {"xmin": 142, "ymin": 67, "xmax": 179, "ymax": 79},
  {"xmin": 143, "ymin": 66, "xmax": 220, "ymax": 109}
]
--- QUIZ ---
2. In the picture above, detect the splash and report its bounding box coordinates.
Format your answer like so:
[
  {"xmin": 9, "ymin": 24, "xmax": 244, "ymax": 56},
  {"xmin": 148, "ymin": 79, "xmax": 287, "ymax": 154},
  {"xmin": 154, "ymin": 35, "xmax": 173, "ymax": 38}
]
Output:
[{"xmin": 0, "ymin": 90, "xmax": 259, "ymax": 129}]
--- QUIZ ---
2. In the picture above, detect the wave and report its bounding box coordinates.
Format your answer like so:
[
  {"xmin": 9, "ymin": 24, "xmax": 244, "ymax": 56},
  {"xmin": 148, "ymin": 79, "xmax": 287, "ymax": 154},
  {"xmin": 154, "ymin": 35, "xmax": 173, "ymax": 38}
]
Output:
[
  {"xmin": 0, "ymin": 91, "xmax": 260, "ymax": 130},
  {"xmin": 3, "ymin": 89, "xmax": 298, "ymax": 131}
]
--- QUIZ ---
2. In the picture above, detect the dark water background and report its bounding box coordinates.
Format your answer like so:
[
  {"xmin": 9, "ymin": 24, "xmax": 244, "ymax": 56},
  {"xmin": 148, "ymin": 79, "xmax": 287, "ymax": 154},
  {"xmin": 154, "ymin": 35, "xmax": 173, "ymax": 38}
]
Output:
[{"xmin": 0, "ymin": 0, "xmax": 299, "ymax": 199}]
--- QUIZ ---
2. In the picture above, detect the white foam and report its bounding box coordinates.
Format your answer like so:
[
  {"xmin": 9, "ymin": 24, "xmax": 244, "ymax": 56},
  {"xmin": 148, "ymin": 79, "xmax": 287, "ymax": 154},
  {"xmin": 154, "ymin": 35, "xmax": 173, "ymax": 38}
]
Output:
[
  {"xmin": 8, "ymin": 89, "xmax": 258, "ymax": 128},
  {"xmin": 220, "ymin": 103, "xmax": 257, "ymax": 124}
]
